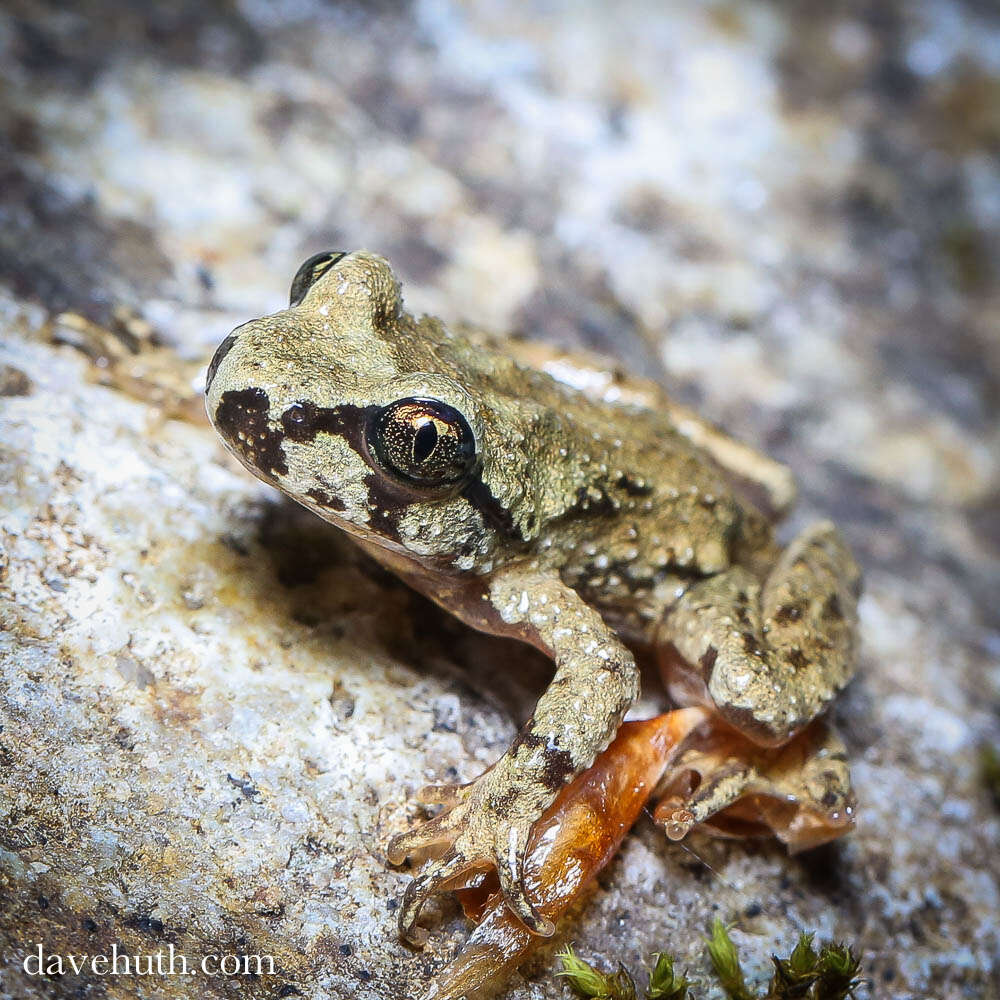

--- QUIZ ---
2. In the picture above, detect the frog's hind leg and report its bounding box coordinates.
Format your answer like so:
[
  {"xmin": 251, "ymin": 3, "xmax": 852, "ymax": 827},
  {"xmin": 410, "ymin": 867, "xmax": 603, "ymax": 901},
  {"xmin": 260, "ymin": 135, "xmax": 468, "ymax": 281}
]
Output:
[
  {"xmin": 659, "ymin": 520, "xmax": 861, "ymax": 746},
  {"xmin": 652, "ymin": 717, "xmax": 856, "ymax": 852}
]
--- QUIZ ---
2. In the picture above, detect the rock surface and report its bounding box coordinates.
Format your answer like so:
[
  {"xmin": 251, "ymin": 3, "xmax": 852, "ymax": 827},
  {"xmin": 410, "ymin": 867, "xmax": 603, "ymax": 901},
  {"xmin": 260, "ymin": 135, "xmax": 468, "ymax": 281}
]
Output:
[{"xmin": 1, "ymin": 2, "xmax": 998, "ymax": 998}]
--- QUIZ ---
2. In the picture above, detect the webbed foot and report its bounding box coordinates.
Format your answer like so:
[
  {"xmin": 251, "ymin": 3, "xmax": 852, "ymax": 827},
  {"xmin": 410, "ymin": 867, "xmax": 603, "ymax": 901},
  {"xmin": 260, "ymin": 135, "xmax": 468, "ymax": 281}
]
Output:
[{"xmin": 387, "ymin": 761, "xmax": 556, "ymax": 944}]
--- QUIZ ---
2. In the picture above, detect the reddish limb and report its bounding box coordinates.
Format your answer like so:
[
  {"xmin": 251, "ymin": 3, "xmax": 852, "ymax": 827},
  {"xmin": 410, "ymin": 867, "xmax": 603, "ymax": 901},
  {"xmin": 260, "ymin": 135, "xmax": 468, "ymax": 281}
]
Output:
[
  {"xmin": 653, "ymin": 716, "xmax": 856, "ymax": 853},
  {"xmin": 420, "ymin": 707, "xmax": 708, "ymax": 1000}
]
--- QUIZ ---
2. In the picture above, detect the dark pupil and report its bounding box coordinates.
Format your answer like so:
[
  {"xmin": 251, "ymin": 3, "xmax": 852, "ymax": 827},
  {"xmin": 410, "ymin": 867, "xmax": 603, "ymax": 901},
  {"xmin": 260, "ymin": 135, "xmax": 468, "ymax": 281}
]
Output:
[
  {"xmin": 412, "ymin": 420, "xmax": 438, "ymax": 463},
  {"xmin": 374, "ymin": 398, "xmax": 474, "ymax": 485}
]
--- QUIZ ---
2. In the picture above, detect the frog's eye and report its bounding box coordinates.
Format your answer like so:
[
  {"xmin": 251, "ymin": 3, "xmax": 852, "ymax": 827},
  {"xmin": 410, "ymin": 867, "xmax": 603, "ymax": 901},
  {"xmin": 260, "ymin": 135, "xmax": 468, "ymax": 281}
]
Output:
[
  {"xmin": 289, "ymin": 251, "xmax": 349, "ymax": 307},
  {"xmin": 369, "ymin": 398, "xmax": 477, "ymax": 487}
]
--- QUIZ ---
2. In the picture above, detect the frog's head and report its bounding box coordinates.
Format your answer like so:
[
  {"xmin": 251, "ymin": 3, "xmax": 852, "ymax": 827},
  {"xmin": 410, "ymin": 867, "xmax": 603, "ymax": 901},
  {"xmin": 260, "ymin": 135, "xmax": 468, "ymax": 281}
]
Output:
[{"xmin": 205, "ymin": 250, "xmax": 521, "ymax": 571}]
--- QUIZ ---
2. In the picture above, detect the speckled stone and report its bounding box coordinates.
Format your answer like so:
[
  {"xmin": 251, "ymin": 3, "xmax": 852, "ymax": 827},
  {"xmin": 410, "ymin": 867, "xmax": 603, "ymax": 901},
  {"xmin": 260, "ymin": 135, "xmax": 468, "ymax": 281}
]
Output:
[{"xmin": 1, "ymin": 2, "xmax": 998, "ymax": 999}]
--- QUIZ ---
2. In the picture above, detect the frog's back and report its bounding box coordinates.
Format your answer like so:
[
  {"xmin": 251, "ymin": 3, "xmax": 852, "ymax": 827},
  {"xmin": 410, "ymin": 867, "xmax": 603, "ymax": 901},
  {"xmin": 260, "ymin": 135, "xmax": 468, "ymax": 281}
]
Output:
[
  {"xmin": 413, "ymin": 320, "xmax": 777, "ymax": 634},
  {"xmin": 429, "ymin": 318, "xmax": 773, "ymax": 519}
]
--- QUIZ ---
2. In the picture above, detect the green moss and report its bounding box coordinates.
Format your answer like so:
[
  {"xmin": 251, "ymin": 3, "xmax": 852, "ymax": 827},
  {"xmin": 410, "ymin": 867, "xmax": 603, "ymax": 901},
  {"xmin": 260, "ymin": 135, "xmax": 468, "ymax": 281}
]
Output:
[
  {"xmin": 556, "ymin": 923, "xmax": 861, "ymax": 1000},
  {"xmin": 812, "ymin": 944, "xmax": 863, "ymax": 1000},
  {"xmin": 646, "ymin": 952, "xmax": 694, "ymax": 1000},
  {"xmin": 556, "ymin": 946, "xmax": 637, "ymax": 1000},
  {"xmin": 767, "ymin": 931, "xmax": 820, "ymax": 997},
  {"xmin": 706, "ymin": 919, "xmax": 756, "ymax": 1000}
]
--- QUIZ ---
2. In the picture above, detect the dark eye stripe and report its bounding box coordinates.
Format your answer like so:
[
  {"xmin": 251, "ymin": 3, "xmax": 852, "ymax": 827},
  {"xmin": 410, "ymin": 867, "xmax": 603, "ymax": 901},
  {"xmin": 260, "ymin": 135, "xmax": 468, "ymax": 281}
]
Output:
[{"xmin": 273, "ymin": 396, "xmax": 523, "ymax": 543}]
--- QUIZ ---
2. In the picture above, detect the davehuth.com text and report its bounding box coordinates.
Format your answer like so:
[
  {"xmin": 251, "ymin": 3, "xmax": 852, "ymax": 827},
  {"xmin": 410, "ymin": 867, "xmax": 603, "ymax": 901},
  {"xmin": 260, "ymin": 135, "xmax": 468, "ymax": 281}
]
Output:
[{"xmin": 22, "ymin": 942, "xmax": 276, "ymax": 978}]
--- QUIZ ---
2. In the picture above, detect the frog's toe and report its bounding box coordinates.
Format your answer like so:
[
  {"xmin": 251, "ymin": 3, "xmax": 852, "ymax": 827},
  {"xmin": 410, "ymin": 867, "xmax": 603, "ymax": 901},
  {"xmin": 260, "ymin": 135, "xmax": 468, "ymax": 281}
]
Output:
[
  {"xmin": 397, "ymin": 847, "xmax": 483, "ymax": 944},
  {"xmin": 386, "ymin": 781, "xmax": 475, "ymax": 862},
  {"xmin": 654, "ymin": 797, "xmax": 696, "ymax": 841},
  {"xmin": 416, "ymin": 781, "xmax": 470, "ymax": 809},
  {"xmin": 493, "ymin": 825, "xmax": 555, "ymax": 937},
  {"xmin": 387, "ymin": 810, "xmax": 460, "ymax": 865}
]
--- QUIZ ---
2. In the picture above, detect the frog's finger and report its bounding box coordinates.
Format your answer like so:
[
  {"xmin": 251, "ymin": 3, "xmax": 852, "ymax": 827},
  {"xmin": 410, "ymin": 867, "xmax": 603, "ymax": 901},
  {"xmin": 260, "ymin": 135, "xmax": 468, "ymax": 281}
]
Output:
[
  {"xmin": 416, "ymin": 782, "xmax": 470, "ymax": 808},
  {"xmin": 493, "ymin": 826, "xmax": 555, "ymax": 937},
  {"xmin": 397, "ymin": 848, "xmax": 475, "ymax": 944},
  {"xmin": 387, "ymin": 809, "xmax": 463, "ymax": 865}
]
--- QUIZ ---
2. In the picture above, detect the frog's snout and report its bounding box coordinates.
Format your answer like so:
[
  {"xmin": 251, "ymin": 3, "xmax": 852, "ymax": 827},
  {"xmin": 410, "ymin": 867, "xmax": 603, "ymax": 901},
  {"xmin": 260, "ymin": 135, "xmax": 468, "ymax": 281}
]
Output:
[
  {"xmin": 205, "ymin": 328, "xmax": 240, "ymax": 395},
  {"xmin": 209, "ymin": 382, "xmax": 290, "ymax": 481},
  {"xmin": 204, "ymin": 324, "xmax": 287, "ymax": 481}
]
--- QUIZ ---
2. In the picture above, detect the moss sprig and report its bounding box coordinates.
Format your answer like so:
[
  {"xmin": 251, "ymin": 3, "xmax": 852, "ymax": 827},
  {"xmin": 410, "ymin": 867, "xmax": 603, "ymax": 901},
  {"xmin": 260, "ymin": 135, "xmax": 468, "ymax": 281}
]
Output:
[
  {"xmin": 556, "ymin": 922, "xmax": 862, "ymax": 1000},
  {"xmin": 646, "ymin": 951, "xmax": 694, "ymax": 1000},
  {"xmin": 556, "ymin": 946, "xmax": 637, "ymax": 1000},
  {"xmin": 706, "ymin": 920, "xmax": 756, "ymax": 1000}
]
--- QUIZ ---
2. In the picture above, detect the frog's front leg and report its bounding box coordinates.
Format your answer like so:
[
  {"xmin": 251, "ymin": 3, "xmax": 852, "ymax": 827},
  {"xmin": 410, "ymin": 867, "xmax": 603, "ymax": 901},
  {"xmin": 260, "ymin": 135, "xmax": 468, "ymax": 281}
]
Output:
[
  {"xmin": 661, "ymin": 520, "xmax": 861, "ymax": 746},
  {"xmin": 388, "ymin": 566, "xmax": 640, "ymax": 944}
]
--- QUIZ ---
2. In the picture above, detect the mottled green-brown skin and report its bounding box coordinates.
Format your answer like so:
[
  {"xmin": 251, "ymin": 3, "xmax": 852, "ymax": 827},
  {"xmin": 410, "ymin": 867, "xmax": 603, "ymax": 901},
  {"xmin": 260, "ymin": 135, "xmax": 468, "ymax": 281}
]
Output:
[{"xmin": 205, "ymin": 251, "xmax": 861, "ymax": 942}]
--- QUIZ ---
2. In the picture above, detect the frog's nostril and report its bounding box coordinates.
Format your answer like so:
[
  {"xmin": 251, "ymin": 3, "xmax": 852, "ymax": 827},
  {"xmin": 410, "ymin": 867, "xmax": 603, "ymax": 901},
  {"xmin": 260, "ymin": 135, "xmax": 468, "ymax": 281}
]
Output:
[{"xmin": 206, "ymin": 330, "xmax": 240, "ymax": 393}]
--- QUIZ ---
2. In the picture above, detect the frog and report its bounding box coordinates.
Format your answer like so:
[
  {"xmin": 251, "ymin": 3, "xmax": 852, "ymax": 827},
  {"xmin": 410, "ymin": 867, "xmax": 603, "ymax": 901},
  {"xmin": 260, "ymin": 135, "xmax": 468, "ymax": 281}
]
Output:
[{"xmin": 204, "ymin": 250, "xmax": 861, "ymax": 944}]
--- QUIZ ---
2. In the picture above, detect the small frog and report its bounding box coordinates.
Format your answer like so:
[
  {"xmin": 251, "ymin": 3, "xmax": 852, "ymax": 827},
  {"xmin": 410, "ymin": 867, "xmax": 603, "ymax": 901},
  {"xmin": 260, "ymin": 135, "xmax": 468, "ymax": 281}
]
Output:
[{"xmin": 205, "ymin": 251, "xmax": 861, "ymax": 943}]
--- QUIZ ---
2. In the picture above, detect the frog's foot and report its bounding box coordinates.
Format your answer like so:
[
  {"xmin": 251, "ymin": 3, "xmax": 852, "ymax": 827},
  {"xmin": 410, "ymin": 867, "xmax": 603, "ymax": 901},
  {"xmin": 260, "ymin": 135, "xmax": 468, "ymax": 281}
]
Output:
[
  {"xmin": 387, "ymin": 765, "xmax": 556, "ymax": 944},
  {"xmin": 652, "ymin": 717, "xmax": 855, "ymax": 852},
  {"xmin": 52, "ymin": 309, "xmax": 205, "ymax": 424}
]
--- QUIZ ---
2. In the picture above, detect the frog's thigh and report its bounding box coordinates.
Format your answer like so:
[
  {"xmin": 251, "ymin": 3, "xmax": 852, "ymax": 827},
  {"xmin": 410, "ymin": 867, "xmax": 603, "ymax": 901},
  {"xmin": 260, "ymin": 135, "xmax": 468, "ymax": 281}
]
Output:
[{"xmin": 661, "ymin": 521, "xmax": 861, "ymax": 745}]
